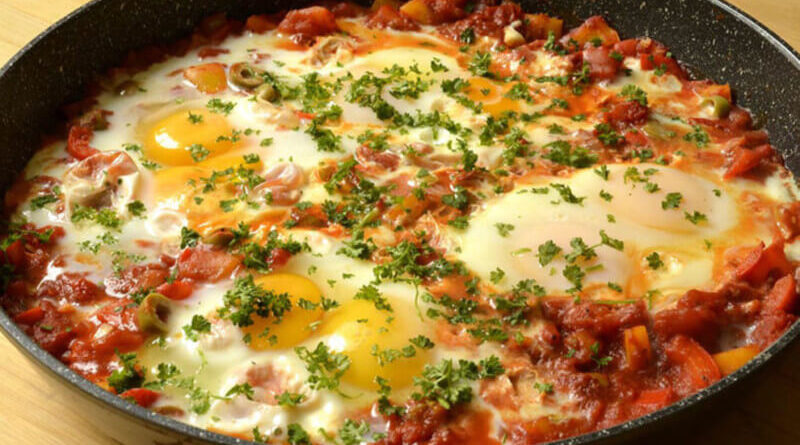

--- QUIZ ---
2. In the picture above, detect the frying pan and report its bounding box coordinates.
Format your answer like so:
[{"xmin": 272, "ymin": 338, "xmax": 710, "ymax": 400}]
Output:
[{"xmin": 1, "ymin": 1, "xmax": 799, "ymax": 444}]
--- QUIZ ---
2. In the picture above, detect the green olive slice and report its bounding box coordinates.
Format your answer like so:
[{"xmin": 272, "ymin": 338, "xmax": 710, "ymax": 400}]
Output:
[
  {"xmin": 701, "ymin": 95, "xmax": 731, "ymax": 118},
  {"xmin": 137, "ymin": 293, "xmax": 172, "ymax": 334},
  {"xmin": 254, "ymin": 83, "xmax": 277, "ymax": 104},
  {"xmin": 230, "ymin": 62, "xmax": 265, "ymax": 89}
]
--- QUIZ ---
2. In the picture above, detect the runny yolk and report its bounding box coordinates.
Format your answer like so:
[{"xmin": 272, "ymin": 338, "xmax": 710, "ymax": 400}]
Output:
[
  {"xmin": 319, "ymin": 298, "xmax": 431, "ymax": 390},
  {"xmin": 143, "ymin": 108, "xmax": 238, "ymax": 166},
  {"xmin": 242, "ymin": 273, "xmax": 325, "ymax": 350}
]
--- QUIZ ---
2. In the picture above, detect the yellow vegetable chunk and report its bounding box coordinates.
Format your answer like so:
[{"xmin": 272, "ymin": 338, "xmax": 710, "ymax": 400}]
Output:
[
  {"xmin": 623, "ymin": 325, "xmax": 652, "ymax": 371},
  {"xmin": 712, "ymin": 345, "xmax": 759, "ymax": 376}
]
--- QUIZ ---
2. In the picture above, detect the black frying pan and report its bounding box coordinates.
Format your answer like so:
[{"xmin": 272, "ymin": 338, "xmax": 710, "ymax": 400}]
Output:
[{"xmin": 1, "ymin": 1, "xmax": 799, "ymax": 444}]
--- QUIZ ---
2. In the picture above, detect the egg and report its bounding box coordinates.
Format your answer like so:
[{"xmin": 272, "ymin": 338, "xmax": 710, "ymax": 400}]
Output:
[
  {"xmin": 142, "ymin": 108, "xmax": 239, "ymax": 166},
  {"xmin": 242, "ymin": 273, "xmax": 325, "ymax": 350},
  {"xmin": 320, "ymin": 297, "xmax": 431, "ymax": 390}
]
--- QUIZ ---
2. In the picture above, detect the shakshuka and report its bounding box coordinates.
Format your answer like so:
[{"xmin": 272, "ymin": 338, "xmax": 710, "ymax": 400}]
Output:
[{"xmin": 2, "ymin": 1, "xmax": 799, "ymax": 444}]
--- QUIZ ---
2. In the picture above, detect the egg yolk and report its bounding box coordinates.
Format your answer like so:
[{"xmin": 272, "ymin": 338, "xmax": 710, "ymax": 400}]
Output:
[
  {"xmin": 143, "ymin": 108, "xmax": 238, "ymax": 166},
  {"xmin": 242, "ymin": 273, "xmax": 325, "ymax": 350},
  {"xmin": 319, "ymin": 298, "xmax": 430, "ymax": 390},
  {"xmin": 466, "ymin": 76, "xmax": 521, "ymax": 115}
]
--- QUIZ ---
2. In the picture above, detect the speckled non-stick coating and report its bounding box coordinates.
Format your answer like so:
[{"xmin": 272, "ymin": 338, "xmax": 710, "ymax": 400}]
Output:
[{"xmin": 0, "ymin": 1, "xmax": 798, "ymax": 444}]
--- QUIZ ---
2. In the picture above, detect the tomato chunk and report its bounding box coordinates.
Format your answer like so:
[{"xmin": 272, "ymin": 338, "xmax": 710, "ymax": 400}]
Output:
[
  {"xmin": 177, "ymin": 246, "xmax": 240, "ymax": 282},
  {"xmin": 562, "ymin": 16, "xmax": 619, "ymax": 47},
  {"xmin": 66, "ymin": 125, "xmax": 99, "ymax": 160},
  {"xmin": 120, "ymin": 388, "xmax": 160, "ymax": 407},
  {"xmin": 764, "ymin": 274, "xmax": 797, "ymax": 313},
  {"xmin": 582, "ymin": 46, "xmax": 622, "ymax": 80},
  {"xmin": 665, "ymin": 335, "xmax": 721, "ymax": 393},
  {"xmin": 157, "ymin": 279, "xmax": 194, "ymax": 301},
  {"xmin": 735, "ymin": 241, "xmax": 793, "ymax": 285},
  {"xmin": 278, "ymin": 6, "xmax": 340, "ymax": 43},
  {"xmin": 367, "ymin": 4, "xmax": 419, "ymax": 30},
  {"xmin": 724, "ymin": 144, "xmax": 774, "ymax": 179},
  {"xmin": 245, "ymin": 14, "xmax": 277, "ymax": 33},
  {"xmin": 14, "ymin": 306, "xmax": 44, "ymax": 325},
  {"xmin": 183, "ymin": 63, "xmax": 227, "ymax": 94}
]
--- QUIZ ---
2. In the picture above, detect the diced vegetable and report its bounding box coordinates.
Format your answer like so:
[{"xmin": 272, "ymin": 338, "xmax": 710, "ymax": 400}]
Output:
[
  {"xmin": 735, "ymin": 240, "xmax": 792, "ymax": 285},
  {"xmin": 712, "ymin": 345, "xmax": 759, "ymax": 376},
  {"xmin": 623, "ymin": 325, "xmax": 651, "ymax": 371},
  {"xmin": 724, "ymin": 144, "xmax": 774, "ymax": 179},
  {"xmin": 399, "ymin": 0, "xmax": 434, "ymax": 25},
  {"xmin": 665, "ymin": 335, "xmax": 721, "ymax": 392},
  {"xmin": 120, "ymin": 388, "xmax": 161, "ymax": 408},
  {"xmin": 525, "ymin": 13, "xmax": 563, "ymax": 40},
  {"xmin": 633, "ymin": 388, "xmax": 673, "ymax": 410},
  {"xmin": 764, "ymin": 274, "xmax": 797, "ymax": 313},
  {"xmin": 183, "ymin": 63, "xmax": 227, "ymax": 94},
  {"xmin": 14, "ymin": 306, "xmax": 45, "ymax": 325}
]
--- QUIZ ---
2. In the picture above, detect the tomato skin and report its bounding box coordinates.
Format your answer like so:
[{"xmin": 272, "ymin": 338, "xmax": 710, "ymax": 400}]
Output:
[
  {"xmin": 735, "ymin": 240, "xmax": 793, "ymax": 285},
  {"xmin": 582, "ymin": 46, "xmax": 621, "ymax": 80},
  {"xmin": 183, "ymin": 63, "xmax": 227, "ymax": 93},
  {"xmin": 66, "ymin": 125, "xmax": 99, "ymax": 160},
  {"xmin": 120, "ymin": 388, "xmax": 160, "ymax": 407},
  {"xmin": 724, "ymin": 144, "xmax": 774, "ymax": 179},
  {"xmin": 37, "ymin": 272, "xmax": 102, "ymax": 304},
  {"xmin": 14, "ymin": 306, "xmax": 44, "ymax": 325},
  {"xmin": 245, "ymin": 14, "xmax": 277, "ymax": 33},
  {"xmin": 268, "ymin": 247, "xmax": 293, "ymax": 269},
  {"xmin": 562, "ymin": 16, "xmax": 620, "ymax": 47},
  {"xmin": 665, "ymin": 335, "xmax": 721, "ymax": 394},
  {"xmin": 156, "ymin": 280, "xmax": 194, "ymax": 301},
  {"xmin": 278, "ymin": 6, "xmax": 339, "ymax": 44},
  {"xmin": 197, "ymin": 47, "xmax": 230, "ymax": 59},
  {"xmin": 367, "ymin": 4, "xmax": 420, "ymax": 31},
  {"xmin": 177, "ymin": 246, "xmax": 240, "ymax": 283}
]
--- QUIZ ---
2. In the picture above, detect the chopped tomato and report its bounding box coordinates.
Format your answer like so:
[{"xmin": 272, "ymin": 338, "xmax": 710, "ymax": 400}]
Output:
[
  {"xmin": 66, "ymin": 125, "xmax": 99, "ymax": 160},
  {"xmin": 177, "ymin": 246, "xmax": 240, "ymax": 282},
  {"xmin": 665, "ymin": 335, "xmax": 721, "ymax": 393},
  {"xmin": 268, "ymin": 247, "xmax": 293, "ymax": 269},
  {"xmin": 246, "ymin": 14, "xmax": 278, "ymax": 33},
  {"xmin": 278, "ymin": 6, "xmax": 340, "ymax": 43},
  {"xmin": 197, "ymin": 47, "xmax": 230, "ymax": 59},
  {"xmin": 120, "ymin": 388, "xmax": 160, "ymax": 407},
  {"xmin": 582, "ymin": 46, "xmax": 621, "ymax": 80},
  {"xmin": 724, "ymin": 144, "xmax": 774, "ymax": 179},
  {"xmin": 633, "ymin": 388, "xmax": 673, "ymax": 410},
  {"xmin": 562, "ymin": 16, "xmax": 619, "ymax": 47},
  {"xmin": 183, "ymin": 63, "xmax": 227, "ymax": 94},
  {"xmin": 14, "ymin": 306, "xmax": 44, "ymax": 325},
  {"xmin": 764, "ymin": 274, "xmax": 797, "ymax": 313},
  {"xmin": 367, "ymin": 4, "xmax": 420, "ymax": 30},
  {"xmin": 735, "ymin": 240, "xmax": 793, "ymax": 285},
  {"xmin": 156, "ymin": 280, "xmax": 194, "ymax": 301}
]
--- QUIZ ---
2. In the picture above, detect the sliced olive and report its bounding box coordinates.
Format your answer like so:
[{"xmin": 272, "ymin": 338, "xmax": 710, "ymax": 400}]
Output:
[
  {"xmin": 203, "ymin": 227, "xmax": 234, "ymax": 247},
  {"xmin": 643, "ymin": 121, "xmax": 677, "ymax": 140},
  {"xmin": 137, "ymin": 293, "xmax": 172, "ymax": 334},
  {"xmin": 254, "ymin": 83, "xmax": 277, "ymax": 104},
  {"xmin": 701, "ymin": 95, "xmax": 730, "ymax": 118},
  {"xmin": 230, "ymin": 62, "xmax": 265, "ymax": 89}
]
